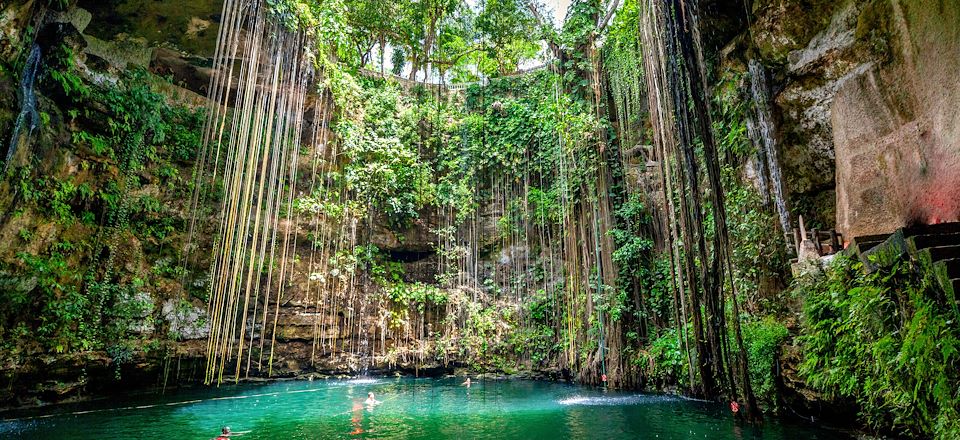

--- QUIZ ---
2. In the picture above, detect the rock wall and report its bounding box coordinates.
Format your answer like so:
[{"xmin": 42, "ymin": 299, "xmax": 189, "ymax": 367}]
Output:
[
  {"xmin": 748, "ymin": 0, "xmax": 960, "ymax": 238},
  {"xmin": 77, "ymin": 0, "xmax": 222, "ymax": 56},
  {"xmin": 833, "ymin": 0, "xmax": 960, "ymax": 238},
  {"xmin": 0, "ymin": 2, "xmax": 541, "ymax": 409}
]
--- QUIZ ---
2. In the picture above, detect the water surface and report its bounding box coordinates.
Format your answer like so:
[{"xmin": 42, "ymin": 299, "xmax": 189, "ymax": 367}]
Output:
[{"xmin": 0, "ymin": 378, "xmax": 849, "ymax": 439}]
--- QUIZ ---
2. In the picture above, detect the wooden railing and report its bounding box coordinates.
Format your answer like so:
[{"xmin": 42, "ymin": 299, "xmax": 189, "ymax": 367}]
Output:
[
  {"xmin": 788, "ymin": 216, "xmax": 844, "ymax": 257},
  {"xmin": 357, "ymin": 64, "xmax": 547, "ymax": 92}
]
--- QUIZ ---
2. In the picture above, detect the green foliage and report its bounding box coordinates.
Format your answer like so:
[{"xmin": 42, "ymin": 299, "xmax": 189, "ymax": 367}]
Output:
[
  {"xmin": 741, "ymin": 316, "xmax": 789, "ymax": 410},
  {"xmin": 391, "ymin": 48, "xmax": 406, "ymax": 75},
  {"xmin": 796, "ymin": 256, "xmax": 960, "ymax": 438},
  {"xmin": 460, "ymin": 303, "xmax": 503, "ymax": 368},
  {"xmin": 267, "ymin": 0, "xmax": 353, "ymax": 63},
  {"xmin": 11, "ymin": 168, "xmax": 95, "ymax": 224},
  {"xmin": 712, "ymin": 69, "xmax": 789, "ymax": 311},
  {"xmin": 527, "ymin": 187, "xmax": 561, "ymax": 226},
  {"xmin": 1, "ymin": 59, "xmax": 204, "ymax": 361},
  {"xmin": 388, "ymin": 282, "xmax": 449, "ymax": 312},
  {"xmin": 507, "ymin": 322, "xmax": 555, "ymax": 366},
  {"xmin": 49, "ymin": 62, "xmax": 91, "ymax": 99},
  {"xmin": 452, "ymin": 71, "xmax": 603, "ymax": 212},
  {"xmin": 11, "ymin": 251, "xmax": 90, "ymax": 354},
  {"xmin": 603, "ymin": 0, "xmax": 645, "ymax": 150},
  {"xmin": 338, "ymin": 81, "xmax": 435, "ymax": 228},
  {"xmin": 474, "ymin": 0, "xmax": 539, "ymax": 76},
  {"xmin": 0, "ymin": 242, "xmax": 151, "ymax": 358},
  {"xmin": 642, "ymin": 255, "xmax": 678, "ymax": 327},
  {"xmin": 609, "ymin": 192, "xmax": 653, "ymax": 276},
  {"xmin": 640, "ymin": 327, "xmax": 689, "ymax": 389},
  {"xmin": 269, "ymin": 0, "xmax": 543, "ymax": 82}
]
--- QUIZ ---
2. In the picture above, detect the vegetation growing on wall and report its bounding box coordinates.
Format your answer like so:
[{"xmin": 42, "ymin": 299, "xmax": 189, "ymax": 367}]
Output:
[
  {"xmin": 795, "ymin": 256, "xmax": 960, "ymax": 439},
  {"xmin": 4, "ymin": 2, "xmax": 959, "ymax": 438},
  {"xmin": 0, "ymin": 40, "xmax": 205, "ymax": 367}
]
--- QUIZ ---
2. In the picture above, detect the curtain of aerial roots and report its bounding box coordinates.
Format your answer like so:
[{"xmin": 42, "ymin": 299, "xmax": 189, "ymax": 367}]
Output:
[
  {"xmin": 554, "ymin": 53, "xmax": 623, "ymax": 386},
  {"xmin": 639, "ymin": 0, "xmax": 757, "ymax": 412},
  {"xmin": 191, "ymin": 0, "xmax": 315, "ymax": 385},
  {"xmin": 424, "ymin": 66, "xmax": 618, "ymax": 380}
]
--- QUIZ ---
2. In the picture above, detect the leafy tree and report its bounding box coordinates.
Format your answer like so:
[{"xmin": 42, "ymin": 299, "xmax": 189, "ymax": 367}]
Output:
[{"xmin": 475, "ymin": 0, "xmax": 540, "ymax": 76}]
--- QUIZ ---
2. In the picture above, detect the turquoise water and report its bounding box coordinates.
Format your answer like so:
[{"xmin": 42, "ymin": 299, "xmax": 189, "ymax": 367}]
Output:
[{"xmin": 1, "ymin": 378, "xmax": 848, "ymax": 439}]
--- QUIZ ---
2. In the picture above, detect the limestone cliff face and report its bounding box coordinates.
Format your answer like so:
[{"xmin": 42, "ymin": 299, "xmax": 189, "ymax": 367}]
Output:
[
  {"xmin": 0, "ymin": 2, "xmax": 539, "ymax": 409},
  {"xmin": 78, "ymin": 0, "xmax": 222, "ymax": 56},
  {"xmin": 832, "ymin": 0, "xmax": 960, "ymax": 238},
  {"xmin": 746, "ymin": 0, "xmax": 960, "ymax": 237},
  {"xmin": 4, "ymin": 0, "xmax": 957, "ymax": 412},
  {"xmin": 0, "ymin": 1, "xmax": 215, "ymax": 407}
]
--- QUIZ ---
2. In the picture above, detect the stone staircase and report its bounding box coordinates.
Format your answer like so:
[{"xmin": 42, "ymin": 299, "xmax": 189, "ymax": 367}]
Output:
[{"xmin": 847, "ymin": 222, "xmax": 960, "ymax": 318}]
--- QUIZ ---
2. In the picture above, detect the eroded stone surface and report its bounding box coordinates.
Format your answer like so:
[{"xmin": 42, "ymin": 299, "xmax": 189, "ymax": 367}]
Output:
[
  {"xmin": 749, "ymin": 0, "xmax": 960, "ymax": 235},
  {"xmin": 832, "ymin": 0, "xmax": 960, "ymax": 237},
  {"xmin": 77, "ymin": 0, "xmax": 223, "ymax": 57}
]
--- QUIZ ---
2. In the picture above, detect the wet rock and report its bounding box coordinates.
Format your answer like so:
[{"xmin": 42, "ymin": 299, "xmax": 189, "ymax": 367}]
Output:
[
  {"xmin": 77, "ymin": 0, "xmax": 223, "ymax": 57},
  {"xmin": 49, "ymin": 6, "xmax": 92, "ymax": 33},
  {"xmin": 149, "ymin": 47, "xmax": 213, "ymax": 96},
  {"xmin": 785, "ymin": 2, "xmax": 864, "ymax": 74},
  {"xmin": 771, "ymin": 4, "xmax": 869, "ymax": 227},
  {"xmin": 82, "ymin": 33, "xmax": 151, "ymax": 68},
  {"xmin": 398, "ymin": 253, "xmax": 440, "ymax": 283},
  {"xmin": 185, "ymin": 17, "xmax": 211, "ymax": 39},
  {"xmin": 747, "ymin": 0, "xmax": 960, "ymax": 235},
  {"xmin": 367, "ymin": 209, "xmax": 440, "ymax": 253},
  {"xmin": 749, "ymin": 0, "xmax": 851, "ymax": 64},
  {"xmin": 162, "ymin": 299, "xmax": 209, "ymax": 340},
  {"xmin": 119, "ymin": 289, "xmax": 155, "ymax": 334}
]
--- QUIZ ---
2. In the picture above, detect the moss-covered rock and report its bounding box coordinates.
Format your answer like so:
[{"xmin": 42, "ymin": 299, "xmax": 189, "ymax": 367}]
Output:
[{"xmin": 77, "ymin": 0, "xmax": 223, "ymax": 57}]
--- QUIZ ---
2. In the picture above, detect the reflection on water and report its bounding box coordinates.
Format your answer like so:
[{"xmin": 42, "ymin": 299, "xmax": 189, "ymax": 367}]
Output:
[
  {"xmin": 0, "ymin": 378, "xmax": 850, "ymax": 439},
  {"xmin": 558, "ymin": 394, "xmax": 674, "ymax": 406},
  {"xmin": 345, "ymin": 378, "xmax": 380, "ymax": 385}
]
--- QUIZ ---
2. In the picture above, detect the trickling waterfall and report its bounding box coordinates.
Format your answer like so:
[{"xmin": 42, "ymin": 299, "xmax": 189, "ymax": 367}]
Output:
[
  {"xmin": 4, "ymin": 44, "xmax": 42, "ymax": 172},
  {"xmin": 747, "ymin": 59, "xmax": 791, "ymax": 236}
]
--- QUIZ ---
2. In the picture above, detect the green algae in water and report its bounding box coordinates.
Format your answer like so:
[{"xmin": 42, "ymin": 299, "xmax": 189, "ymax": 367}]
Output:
[{"xmin": 0, "ymin": 378, "xmax": 849, "ymax": 439}]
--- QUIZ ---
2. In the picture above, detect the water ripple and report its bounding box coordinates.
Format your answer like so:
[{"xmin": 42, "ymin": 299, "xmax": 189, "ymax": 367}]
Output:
[{"xmin": 557, "ymin": 394, "xmax": 673, "ymax": 406}]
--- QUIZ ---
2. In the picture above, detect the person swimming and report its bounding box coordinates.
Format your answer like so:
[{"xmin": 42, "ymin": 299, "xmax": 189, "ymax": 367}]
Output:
[
  {"xmin": 214, "ymin": 426, "xmax": 232, "ymax": 440},
  {"xmin": 364, "ymin": 391, "xmax": 381, "ymax": 406},
  {"xmin": 213, "ymin": 426, "xmax": 249, "ymax": 439},
  {"xmin": 461, "ymin": 377, "xmax": 471, "ymax": 388}
]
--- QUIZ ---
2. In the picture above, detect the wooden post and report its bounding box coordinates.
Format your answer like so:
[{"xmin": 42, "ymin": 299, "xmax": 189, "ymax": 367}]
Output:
[
  {"xmin": 812, "ymin": 228, "xmax": 822, "ymax": 255},
  {"xmin": 793, "ymin": 228, "xmax": 801, "ymax": 256}
]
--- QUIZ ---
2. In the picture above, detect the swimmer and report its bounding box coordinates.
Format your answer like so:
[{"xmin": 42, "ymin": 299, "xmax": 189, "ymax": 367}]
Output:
[
  {"xmin": 214, "ymin": 426, "xmax": 233, "ymax": 439},
  {"xmin": 364, "ymin": 391, "xmax": 381, "ymax": 406},
  {"xmin": 461, "ymin": 377, "xmax": 471, "ymax": 388},
  {"xmin": 213, "ymin": 426, "xmax": 249, "ymax": 439}
]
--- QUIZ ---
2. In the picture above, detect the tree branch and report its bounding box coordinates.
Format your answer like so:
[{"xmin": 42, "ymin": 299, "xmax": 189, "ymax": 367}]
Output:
[
  {"xmin": 429, "ymin": 46, "xmax": 483, "ymax": 67},
  {"xmin": 596, "ymin": 0, "xmax": 622, "ymax": 33},
  {"xmin": 523, "ymin": 0, "xmax": 563, "ymax": 58}
]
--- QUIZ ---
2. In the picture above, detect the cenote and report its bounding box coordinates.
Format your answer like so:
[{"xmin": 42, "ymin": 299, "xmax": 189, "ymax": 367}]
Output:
[
  {"xmin": 1, "ymin": 378, "xmax": 847, "ymax": 439},
  {"xmin": 3, "ymin": 0, "xmax": 960, "ymax": 438}
]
